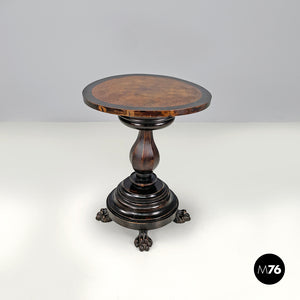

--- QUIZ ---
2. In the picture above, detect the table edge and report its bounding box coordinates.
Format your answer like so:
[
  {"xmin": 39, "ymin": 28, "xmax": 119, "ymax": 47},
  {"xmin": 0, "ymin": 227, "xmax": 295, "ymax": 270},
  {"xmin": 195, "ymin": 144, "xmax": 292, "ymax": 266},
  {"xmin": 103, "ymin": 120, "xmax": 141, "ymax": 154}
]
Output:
[{"xmin": 82, "ymin": 74, "xmax": 212, "ymax": 118}]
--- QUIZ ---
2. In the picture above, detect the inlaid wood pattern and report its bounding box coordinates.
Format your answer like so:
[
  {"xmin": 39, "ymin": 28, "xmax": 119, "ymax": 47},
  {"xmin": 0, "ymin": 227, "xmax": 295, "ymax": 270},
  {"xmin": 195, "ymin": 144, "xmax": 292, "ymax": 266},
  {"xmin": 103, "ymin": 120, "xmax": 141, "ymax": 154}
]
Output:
[{"xmin": 83, "ymin": 74, "xmax": 211, "ymax": 117}]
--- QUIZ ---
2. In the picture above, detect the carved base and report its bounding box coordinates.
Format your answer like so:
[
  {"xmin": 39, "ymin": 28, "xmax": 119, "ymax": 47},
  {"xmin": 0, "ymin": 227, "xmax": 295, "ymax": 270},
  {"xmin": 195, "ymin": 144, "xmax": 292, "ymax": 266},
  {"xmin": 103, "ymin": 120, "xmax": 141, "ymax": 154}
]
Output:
[
  {"xmin": 134, "ymin": 230, "xmax": 153, "ymax": 251},
  {"xmin": 106, "ymin": 172, "xmax": 178, "ymax": 230},
  {"xmin": 96, "ymin": 208, "xmax": 112, "ymax": 222},
  {"xmin": 174, "ymin": 209, "xmax": 191, "ymax": 223},
  {"xmin": 95, "ymin": 116, "xmax": 192, "ymax": 251}
]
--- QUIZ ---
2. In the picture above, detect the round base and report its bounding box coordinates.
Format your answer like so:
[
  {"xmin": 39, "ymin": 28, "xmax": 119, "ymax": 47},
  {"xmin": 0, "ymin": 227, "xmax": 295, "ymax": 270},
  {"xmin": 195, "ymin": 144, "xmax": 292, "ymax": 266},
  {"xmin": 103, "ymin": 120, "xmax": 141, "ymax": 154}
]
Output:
[{"xmin": 106, "ymin": 173, "xmax": 179, "ymax": 230}]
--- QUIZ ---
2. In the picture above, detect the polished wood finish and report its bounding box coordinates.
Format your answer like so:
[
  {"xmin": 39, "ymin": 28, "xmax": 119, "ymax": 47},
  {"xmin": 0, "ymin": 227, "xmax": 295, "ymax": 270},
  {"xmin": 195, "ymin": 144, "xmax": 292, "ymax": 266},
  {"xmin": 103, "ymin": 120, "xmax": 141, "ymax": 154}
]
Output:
[
  {"xmin": 130, "ymin": 130, "xmax": 159, "ymax": 174},
  {"xmin": 105, "ymin": 117, "xmax": 179, "ymax": 234},
  {"xmin": 83, "ymin": 74, "xmax": 211, "ymax": 117},
  {"xmin": 83, "ymin": 74, "xmax": 212, "ymax": 251}
]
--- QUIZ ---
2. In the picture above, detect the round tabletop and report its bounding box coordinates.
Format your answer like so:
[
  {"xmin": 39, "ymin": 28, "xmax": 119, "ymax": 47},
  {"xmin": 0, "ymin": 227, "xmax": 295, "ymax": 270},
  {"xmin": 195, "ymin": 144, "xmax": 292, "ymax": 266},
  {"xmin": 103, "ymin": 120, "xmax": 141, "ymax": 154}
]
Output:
[{"xmin": 82, "ymin": 74, "xmax": 211, "ymax": 118}]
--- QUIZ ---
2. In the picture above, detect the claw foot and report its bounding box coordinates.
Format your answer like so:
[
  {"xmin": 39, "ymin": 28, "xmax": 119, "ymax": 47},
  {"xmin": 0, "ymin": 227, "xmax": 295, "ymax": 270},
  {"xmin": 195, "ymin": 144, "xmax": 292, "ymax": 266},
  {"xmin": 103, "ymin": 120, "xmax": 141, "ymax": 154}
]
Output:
[
  {"xmin": 134, "ymin": 230, "xmax": 153, "ymax": 252},
  {"xmin": 96, "ymin": 208, "xmax": 112, "ymax": 222},
  {"xmin": 174, "ymin": 209, "xmax": 191, "ymax": 223}
]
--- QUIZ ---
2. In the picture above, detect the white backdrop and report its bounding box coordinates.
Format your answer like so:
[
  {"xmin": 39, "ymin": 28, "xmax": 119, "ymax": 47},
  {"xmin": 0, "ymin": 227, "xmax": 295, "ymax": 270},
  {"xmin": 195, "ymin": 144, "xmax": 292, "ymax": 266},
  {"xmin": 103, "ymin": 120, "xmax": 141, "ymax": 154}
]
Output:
[
  {"xmin": 0, "ymin": 122, "xmax": 299, "ymax": 300},
  {"xmin": 0, "ymin": 0, "xmax": 299, "ymax": 122}
]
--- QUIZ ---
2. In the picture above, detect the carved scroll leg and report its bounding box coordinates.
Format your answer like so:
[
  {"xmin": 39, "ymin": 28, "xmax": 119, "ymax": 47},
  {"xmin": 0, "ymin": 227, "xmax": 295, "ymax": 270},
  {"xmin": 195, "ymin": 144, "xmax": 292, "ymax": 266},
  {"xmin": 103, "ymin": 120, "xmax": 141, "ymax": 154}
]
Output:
[
  {"xmin": 96, "ymin": 208, "xmax": 112, "ymax": 222},
  {"xmin": 134, "ymin": 230, "xmax": 153, "ymax": 251},
  {"xmin": 174, "ymin": 209, "xmax": 191, "ymax": 224}
]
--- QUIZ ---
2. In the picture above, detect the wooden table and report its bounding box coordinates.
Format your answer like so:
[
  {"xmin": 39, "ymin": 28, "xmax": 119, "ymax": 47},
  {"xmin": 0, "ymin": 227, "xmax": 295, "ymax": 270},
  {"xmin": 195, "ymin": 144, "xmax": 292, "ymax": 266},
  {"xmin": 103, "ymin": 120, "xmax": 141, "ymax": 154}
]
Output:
[{"xmin": 82, "ymin": 74, "xmax": 212, "ymax": 251}]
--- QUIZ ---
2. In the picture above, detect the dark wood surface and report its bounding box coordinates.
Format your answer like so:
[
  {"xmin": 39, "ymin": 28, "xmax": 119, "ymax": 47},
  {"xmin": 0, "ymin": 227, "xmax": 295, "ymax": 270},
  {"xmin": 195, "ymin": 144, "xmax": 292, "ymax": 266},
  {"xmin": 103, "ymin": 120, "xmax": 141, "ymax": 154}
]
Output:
[
  {"xmin": 95, "ymin": 117, "xmax": 191, "ymax": 251},
  {"xmin": 89, "ymin": 74, "xmax": 212, "ymax": 251},
  {"xmin": 83, "ymin": 74, "xmax": 211, "ymax": 117}
]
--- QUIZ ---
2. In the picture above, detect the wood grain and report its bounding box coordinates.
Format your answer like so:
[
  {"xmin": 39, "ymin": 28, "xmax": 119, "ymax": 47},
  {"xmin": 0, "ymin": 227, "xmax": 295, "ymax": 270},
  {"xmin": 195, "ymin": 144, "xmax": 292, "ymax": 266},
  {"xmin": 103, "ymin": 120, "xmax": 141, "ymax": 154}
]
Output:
[{"xmin": 83, "ymin": 74, "xmax": 211, "ymax": 117}]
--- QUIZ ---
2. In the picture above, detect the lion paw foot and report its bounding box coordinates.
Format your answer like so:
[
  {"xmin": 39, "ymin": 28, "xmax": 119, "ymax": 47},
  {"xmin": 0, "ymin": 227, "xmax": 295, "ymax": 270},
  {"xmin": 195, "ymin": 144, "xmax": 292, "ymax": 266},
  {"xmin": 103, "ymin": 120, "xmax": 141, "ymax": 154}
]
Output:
[
  {"xmin": 96, "ymin": 208, "xmax": 112, "ymax": 222},
  {"xmin": 174, "ymin": 209, "xmax": 191, "ymax": 223},
  {"xmin": 134, "ymin": 230, "xmax": 153, "ymax": 252}
]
